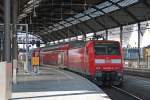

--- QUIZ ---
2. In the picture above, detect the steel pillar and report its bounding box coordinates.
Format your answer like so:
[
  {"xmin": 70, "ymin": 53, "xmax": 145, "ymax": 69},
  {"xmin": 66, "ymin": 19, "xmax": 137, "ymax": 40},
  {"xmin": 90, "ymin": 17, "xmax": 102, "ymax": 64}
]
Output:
[
  {"xmin": 138, "ymin": 23, "xmax": 141, "ymax": 68},
  {"xmin": 1, "ymin": 0, "xmax": 12, "ymax": 100},
  {"xmin": 12, "ymin": 0, "xmax": 18, "ymax": 84},
  {"xmin": 4, "ymin": 0, "xmax": 11, "ymax": 62},
  {"xmin": 0, "ymin": 32, "xmax": 3, "ymax": 61},
  {"xmin": 106, "ymin": 30, "xmax": 108, "ymax": 40},
  {"xmin": 120, "ymin": 26, "xmax": 123, "ymax": 46},
  {"xmin": 25, "ymin": 24, "xmax": 29, "ymax": 72}
]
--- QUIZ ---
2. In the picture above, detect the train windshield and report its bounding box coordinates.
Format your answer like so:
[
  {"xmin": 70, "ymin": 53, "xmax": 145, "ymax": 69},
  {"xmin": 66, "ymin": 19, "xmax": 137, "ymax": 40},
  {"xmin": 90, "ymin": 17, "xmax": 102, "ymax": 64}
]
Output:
[{"xmin": 94, "ymin": 42, "xmax": 120, "ymax": 55}]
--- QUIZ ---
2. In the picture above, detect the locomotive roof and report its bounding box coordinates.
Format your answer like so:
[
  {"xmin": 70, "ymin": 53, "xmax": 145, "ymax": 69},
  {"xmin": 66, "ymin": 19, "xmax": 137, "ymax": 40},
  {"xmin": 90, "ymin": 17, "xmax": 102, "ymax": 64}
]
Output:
[{"xmin": 41, "ymin": 39, "xmax": 120, "ymax": 51}]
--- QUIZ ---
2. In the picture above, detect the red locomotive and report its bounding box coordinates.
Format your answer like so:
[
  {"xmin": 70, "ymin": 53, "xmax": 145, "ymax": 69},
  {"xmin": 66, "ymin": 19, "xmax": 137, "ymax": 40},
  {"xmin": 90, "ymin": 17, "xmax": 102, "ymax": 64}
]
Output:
[{"xmin": 34, "ymin": 40, "xmax": 124, "ymax": 85}]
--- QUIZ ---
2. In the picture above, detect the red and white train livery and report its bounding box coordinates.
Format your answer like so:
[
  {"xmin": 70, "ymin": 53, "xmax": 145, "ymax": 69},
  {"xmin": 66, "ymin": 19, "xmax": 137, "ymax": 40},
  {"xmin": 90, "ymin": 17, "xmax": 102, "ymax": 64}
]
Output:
[{"xmin": 34, "ymin": 40, "xmax": 124, "ymax": 85}]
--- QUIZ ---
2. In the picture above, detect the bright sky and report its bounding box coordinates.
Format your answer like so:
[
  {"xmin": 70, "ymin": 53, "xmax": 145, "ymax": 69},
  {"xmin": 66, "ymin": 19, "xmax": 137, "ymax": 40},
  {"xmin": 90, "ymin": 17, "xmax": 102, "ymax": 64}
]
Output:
[
  {"xmin": 141, "ymin": 29, "xmax": 150, "ymax": 47},
  {"xmin": 129, "ymin": 25, "xmax": 150, "ymax": 48}
]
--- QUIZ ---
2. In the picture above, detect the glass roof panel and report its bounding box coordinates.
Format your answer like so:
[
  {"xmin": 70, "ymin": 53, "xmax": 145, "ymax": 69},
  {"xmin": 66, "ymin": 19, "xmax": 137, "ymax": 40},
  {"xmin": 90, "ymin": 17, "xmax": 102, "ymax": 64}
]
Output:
[
  {"xmin": 62, "ymin": 21, "xmax": 67, "ymax": 25},
  {"xmin": 48, "ymin": 26, "xmax": 53, "ymax": 29},
  {"xmin": 79, "ymin": 16, "xmax": 90, "ymax": 21},
  {"xmin": 48, "ymin": 30, "xmax": 52, "ymax": 33},
  {"xmin": 64, "ymin": 23, "xmax": 71, "ymax": 27},
  {"xmin": 84, "ymin": 8, "xmax": 96, "ymax": 14},
  {"xmin": 52, "ymin": 28, "xmax": 57, "ymax": 31},
  {"xmin": 58, "ymin": 26, "xmax": 64, "ymax": 29},
  {"xmin": 118, "ymin": 0, "xmax": 138, "ymax": 7},
  {"xmin": 96, "ymin": 1, "xmax": 112, "ymax": 9},
  {"xmin": 110, "ymin": 0, "xmax": 121, "ymax": 3},
  {"xmin": 66, "ymin": 17, "xmax": 75, "ymax": 22},
  {"xmin": 70, "ymin": 20, "xmax": 80, "ymax": 24},
  {"xmin": 74, "ymin": 13, "xmax": 85, "ymax": 18},
  {"xmin": 60, "ymin": 21, "xmax": 66, "ymax": 24},
  {"xmin": 102, "ymin": 5, "xmax": 119, "ymax": 13},
  {"xmin": 90, "ymin": 11, "xmax": 103, "ymax": 18},
  {"xmin": 54, "ymin": 23, "xmax": 60, "ymax": 27}
]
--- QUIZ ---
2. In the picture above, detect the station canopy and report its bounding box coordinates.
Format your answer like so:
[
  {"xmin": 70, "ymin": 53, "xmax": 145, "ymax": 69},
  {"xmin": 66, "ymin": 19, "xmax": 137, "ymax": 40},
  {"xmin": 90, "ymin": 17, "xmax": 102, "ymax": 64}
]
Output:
[{"xmin": 0, "ymin": 0, "xmax": 150, "ymax": 43}]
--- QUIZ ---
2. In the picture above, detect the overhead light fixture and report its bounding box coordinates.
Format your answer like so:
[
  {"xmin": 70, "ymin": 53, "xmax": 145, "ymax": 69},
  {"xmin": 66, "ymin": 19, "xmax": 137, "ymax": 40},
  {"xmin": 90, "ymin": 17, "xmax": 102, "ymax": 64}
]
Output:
[
  {"xmin": 18, "ymin": 13, "xmax": 27, "ymax": 20},
  {"xmin": 33, "ymin": 0, "xmax": 37, "ymax": 17},
  {"xmin": 84, "ymin": 0, "xmax": 87, "ymax": 11},
  {"xmin": 33, "ymin": 10, "xmax": 37, "ymax": 17},
  {"xmin": 29, "ymin": 14, "xmax": 32, "ymax": 24}
]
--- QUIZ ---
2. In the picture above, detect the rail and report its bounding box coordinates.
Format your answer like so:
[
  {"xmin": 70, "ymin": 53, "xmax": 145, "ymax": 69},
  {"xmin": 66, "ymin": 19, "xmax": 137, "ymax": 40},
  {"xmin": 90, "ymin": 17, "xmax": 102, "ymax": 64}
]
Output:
[{"xmin": 112, "ymin": 86, "xmax": 143, "ymax": 100}]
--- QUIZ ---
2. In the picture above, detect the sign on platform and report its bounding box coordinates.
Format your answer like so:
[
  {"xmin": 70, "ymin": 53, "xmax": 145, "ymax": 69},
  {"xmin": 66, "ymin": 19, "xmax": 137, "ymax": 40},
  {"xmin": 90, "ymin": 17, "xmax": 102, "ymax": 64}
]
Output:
[{"xmin": 32, "ymin": 57, "xmax": 40, "ymax": 66}]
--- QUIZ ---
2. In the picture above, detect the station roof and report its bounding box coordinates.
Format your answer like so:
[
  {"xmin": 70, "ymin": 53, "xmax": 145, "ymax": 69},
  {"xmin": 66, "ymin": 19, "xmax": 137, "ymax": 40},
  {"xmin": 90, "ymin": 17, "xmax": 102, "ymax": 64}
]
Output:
[{"xmin": 0, "ymin": 0, "xmax": 150, "ymax": 43}]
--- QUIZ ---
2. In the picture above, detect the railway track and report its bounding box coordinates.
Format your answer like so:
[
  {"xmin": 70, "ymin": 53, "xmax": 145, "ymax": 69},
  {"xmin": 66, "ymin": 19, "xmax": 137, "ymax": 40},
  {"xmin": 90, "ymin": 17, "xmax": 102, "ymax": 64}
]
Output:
[
  {"xmin": 93, "ymin": 81, "xmax": 142, "ymax": 100},
  {"xmin": 63, "ymin": 68, "xmax": 144, "ymax": 100},
  {"xmin": 111, "ymin": 86, "xmax": 143, "ymax": 100}
]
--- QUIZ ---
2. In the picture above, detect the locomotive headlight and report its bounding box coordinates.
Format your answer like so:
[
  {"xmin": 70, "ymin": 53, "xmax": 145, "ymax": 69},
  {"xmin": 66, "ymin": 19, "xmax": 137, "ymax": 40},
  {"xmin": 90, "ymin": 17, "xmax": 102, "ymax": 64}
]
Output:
[
  {"xmin": 111, "ymin": 59, "xmax": 121, "ymax": 63},
  {"xmin": 95, "ymin": 59, "xmax": 105, "ymax": 64}
]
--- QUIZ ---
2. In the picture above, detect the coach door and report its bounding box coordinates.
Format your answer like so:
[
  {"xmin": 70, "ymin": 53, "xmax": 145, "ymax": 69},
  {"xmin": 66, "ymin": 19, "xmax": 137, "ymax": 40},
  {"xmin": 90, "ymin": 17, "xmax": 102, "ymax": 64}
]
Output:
[{"xmin": 58, "ymin": 52, "xmax": 65, "ymax": 67}]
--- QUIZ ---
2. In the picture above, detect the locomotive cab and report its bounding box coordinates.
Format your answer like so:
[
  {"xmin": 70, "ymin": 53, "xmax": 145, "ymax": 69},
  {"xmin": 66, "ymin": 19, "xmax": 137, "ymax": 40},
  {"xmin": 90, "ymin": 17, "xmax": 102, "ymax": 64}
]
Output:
[{"xmin": 93, "ymin": 41, "xmax": 124, "ymax": 85}]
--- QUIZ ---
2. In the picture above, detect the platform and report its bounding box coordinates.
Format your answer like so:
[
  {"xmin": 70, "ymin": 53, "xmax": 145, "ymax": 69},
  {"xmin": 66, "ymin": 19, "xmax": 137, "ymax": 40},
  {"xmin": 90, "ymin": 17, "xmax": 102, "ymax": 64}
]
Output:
[{"xmin": 11, "ymin": 66, "xmax": 111, "ymax": 100}]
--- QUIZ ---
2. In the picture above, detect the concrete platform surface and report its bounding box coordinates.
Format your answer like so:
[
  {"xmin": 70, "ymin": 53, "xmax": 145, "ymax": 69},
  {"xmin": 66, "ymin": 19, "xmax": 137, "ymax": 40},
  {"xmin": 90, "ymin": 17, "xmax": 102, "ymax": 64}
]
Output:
[{"xmin": 12, "ymin": 66, "xmax": 111, "ymax": 100}]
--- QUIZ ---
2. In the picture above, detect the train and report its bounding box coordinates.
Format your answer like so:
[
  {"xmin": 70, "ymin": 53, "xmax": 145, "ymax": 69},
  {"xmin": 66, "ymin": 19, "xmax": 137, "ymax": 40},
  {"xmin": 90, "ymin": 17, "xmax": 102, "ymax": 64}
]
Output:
[{"xmin": 32, "ymin": 40, "xmax": 124, "ymax": 85}]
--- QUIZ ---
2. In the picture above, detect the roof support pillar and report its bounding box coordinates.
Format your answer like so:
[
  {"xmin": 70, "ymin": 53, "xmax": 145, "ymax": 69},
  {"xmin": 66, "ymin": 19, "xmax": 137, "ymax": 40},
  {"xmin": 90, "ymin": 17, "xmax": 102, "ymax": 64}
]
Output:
[
  {"xmin": 12, "ymin": 0, "xmax": 18, "ymax": 84},
  {"xmin": 106, "ymin": 29, "xmax": 108, "ymax": 40},
  {"xmin": 138, "ymin": 23, "xmax": 141, "ymax": 68},
  {"xmin": 4, "ymin": 0, "xmax": 11, "ymax": 62},
  {"xmin": 120, "ymin": 26, "xmax": 123, "ymax": 46},
  {"xmin": 0, "ymin": 35, "xmax": 3, "ymax": 61}
]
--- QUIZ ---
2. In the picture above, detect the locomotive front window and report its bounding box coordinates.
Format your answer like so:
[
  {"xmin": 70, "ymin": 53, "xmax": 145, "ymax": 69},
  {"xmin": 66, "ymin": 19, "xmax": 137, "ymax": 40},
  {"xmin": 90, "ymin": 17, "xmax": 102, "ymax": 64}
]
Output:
[
  {"xmin": 95, "ymin": 46, "xmax": 107, "ymax": 55},
  {"xmin": 94, "ymin": 43, "xmax": 120, "ymax": 55}
]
